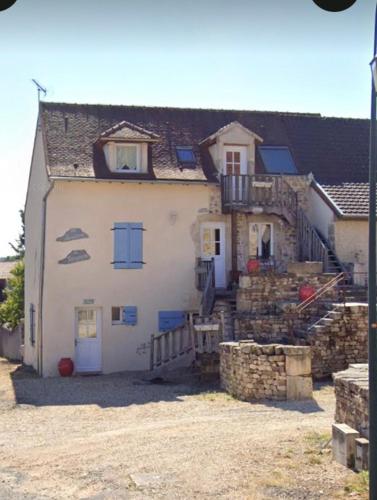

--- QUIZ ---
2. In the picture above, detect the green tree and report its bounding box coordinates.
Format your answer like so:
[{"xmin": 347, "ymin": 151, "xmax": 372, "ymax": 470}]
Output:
[
  {"xmin": 8, "ymin": 210, "xmax": 25, "ymax": 258},
  {"xmin": 0, "ymin": 261, "xmax": 24, "ymax": 330}
]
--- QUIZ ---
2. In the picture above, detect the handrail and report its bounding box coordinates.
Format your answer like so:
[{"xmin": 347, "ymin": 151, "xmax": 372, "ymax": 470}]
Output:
[
  {"xmin": 201, "ymin": 258, "xmax": 215, "ymax": 316},
  {"xmin": 221, "ymin": 174, "xmax": 297, "ymax": 219},
  {"xmin": 150, "ymin": 321, "xmax": 194, "ymax": 371},
  {"xmin": 296, "ymin": 272, "xmax": 345, "ymax": 314},
  {"xmin": 297, "ymin": 208, "xmax": 329, "ymax": 271}
]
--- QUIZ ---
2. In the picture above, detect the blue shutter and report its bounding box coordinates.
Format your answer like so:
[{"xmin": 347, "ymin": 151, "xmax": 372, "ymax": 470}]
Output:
[
  {"xmin": 122, "ymin": 306, "xmax": 137, "ymax": 325},
  {"xmin": 113, "ymin": 222, "xmax": 143, "ymax": 269},
  {"xmin": 129, "ymin": 223, "xmax": 143, "ymax": 269},
  {"xmin": 113, "ymin": 223, "xmax": 130, "ymax": 269},
  {"xmin": 158, "ymin": 311, "xmax": 185, "ymax": 332}
]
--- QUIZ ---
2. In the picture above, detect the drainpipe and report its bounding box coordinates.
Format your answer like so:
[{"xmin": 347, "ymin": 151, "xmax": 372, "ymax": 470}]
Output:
[{"xmin": 37, "ymin": 180, "xmax": 55, "ymax": 376}]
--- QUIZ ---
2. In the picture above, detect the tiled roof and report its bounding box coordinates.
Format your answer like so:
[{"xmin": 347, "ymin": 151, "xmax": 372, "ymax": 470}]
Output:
[
  {"xmin": 321, "ymin": 183, "xmax": 369, "ymax": 217},
  {"xmin": 40, "ymin": 102, "xmax": 370, "ymax": 184},
  {"xmin": 0, "ymin": 261, "xmax": 18, "ymax": 280}
]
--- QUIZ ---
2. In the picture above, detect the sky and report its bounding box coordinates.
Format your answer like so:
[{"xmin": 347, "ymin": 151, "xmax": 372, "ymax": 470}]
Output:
[{"xmin": 0, "ymin": 0, "xmax": 375, "ymax": 257}]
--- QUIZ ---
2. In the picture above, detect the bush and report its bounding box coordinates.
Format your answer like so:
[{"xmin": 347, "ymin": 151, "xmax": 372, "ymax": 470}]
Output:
[{"xmin": 0, "ymin": 260, "xmax": 24, "ymax": 330}]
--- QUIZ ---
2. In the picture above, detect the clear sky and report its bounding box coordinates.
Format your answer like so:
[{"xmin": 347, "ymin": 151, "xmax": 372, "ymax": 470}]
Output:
[{"xmin": 0, "ymin": 0, "xmax": 375, "ymax": 256}]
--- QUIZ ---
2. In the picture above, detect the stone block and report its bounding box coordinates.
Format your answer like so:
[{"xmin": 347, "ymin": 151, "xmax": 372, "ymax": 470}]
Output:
[
  {"xmin": 355, "ymin": 437, "xmax": 369, "ymax": 472},
  {"xmin": 239, "ymin": 275, "xmax": 251, "ymax": 289},
  {"xmin": 285, "ymin": 351, "xmax": 311, "ymax": 376},
  {"xmin": 286, "ymin": 375, "xmax": 313, "ymax": 400},
  {"xmin": 287, "ymin": 261, "xmax": 323, "ymax": 275},
  {"xmin": 332, "ymin": 423, "xmax": 360, "ymax": 468}
]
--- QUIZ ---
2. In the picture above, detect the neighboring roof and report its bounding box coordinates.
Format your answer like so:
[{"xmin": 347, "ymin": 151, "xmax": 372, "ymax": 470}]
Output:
[
  {"xmin": 319, "ymin": 182, "xmax": 369, "ymax": 218},
  {"xmin": 0, "ymin": 261, "xmax": 18, "ymax": 280},
  {"xmin": 40, "ymin": 101, "xmax": 369, "ymax": 184}
]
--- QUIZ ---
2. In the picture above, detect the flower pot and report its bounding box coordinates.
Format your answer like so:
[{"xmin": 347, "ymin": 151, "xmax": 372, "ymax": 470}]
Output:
[
  {"xmin": 58, "ymin": 357, "xmax": 74, "ymax": 377},
  {"xmin": 247, "ymin": 259, "xmax": 260, "ymax": 273},
  {"xmin": 299, "ymin": 284, "xmax": 316, "ymax": 302}
]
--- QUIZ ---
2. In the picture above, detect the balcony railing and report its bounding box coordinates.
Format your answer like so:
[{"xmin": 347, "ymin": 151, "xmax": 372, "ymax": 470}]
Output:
[{"xmin": 220, "ymin": 174, "xmax": 297, "ymax": 220}]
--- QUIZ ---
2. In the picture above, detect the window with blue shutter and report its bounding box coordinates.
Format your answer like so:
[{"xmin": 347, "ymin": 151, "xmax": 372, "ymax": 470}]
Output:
[
  {"xmin": 113, "ymin": 222, "xmax": 144, "ymax": 269},
  {"xmin": 158, "ymin": 311, "xmax": 185, "ymax": 332},
  {"xmin": 122, "ymin": 306, "xmax": 138, "ymax": 326}
]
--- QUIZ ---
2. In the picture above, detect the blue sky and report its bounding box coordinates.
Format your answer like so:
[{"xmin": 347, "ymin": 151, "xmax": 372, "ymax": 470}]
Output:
[{"xmin": 0, "ymin": 0, "xmax": 375, "ymax": 256}]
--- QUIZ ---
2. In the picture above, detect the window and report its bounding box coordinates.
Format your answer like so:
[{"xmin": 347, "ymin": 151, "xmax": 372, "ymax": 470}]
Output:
[
  {"xmin": 258, "ymin": 146, "xmax": 297, "ymax": 174},
  {"xmin": 249, "ymin": 223, "xmax": 274, "ymax": 259},
  {"xmin": 112, "ymin": 306, "xmax": 138, "ymax": 325},
  {"xmin": 225, "ymin": 150, "xmax": 241, "ymax": 175},
  {"xmin": 176, "ymin": 147, "xmax": 196, "ymax": 166},
  {"xmin": 113, "ymin": 222, "xmax": 144, "ymax": 269},
  {"xmin": 104, "ymin": 142, "xmax": 141, "ymax": 172}
]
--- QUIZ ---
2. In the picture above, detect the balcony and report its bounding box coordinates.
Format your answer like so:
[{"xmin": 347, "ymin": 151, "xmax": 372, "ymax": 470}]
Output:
[{"xmin": 220, "ymin": 174, "xmax": 297, "ymax": 223}]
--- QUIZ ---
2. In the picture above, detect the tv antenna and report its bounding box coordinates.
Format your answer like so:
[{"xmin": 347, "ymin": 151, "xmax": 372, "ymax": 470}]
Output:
[{"xmin": 31, "ymin": 79, "xmax": 47, "ymax": 102}]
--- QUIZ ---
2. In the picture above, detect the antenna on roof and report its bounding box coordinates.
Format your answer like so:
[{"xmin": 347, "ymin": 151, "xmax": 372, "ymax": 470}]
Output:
[{"xmin": 31, "ymin": 79, "xmax": 47, "ymax": 102}]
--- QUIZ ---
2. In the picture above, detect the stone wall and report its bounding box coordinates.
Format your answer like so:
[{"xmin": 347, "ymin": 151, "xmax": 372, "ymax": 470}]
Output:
[
  {"xmin": 237, "ymin": 272, "xmax": 336, "ymax": 314},
  {"xmin": 333, "ymin": 364, "xmax": 369, "ymax": 438},
  {"xmin": 309, "ymin": 304, "xmax": 368, "ymax": 379},
  {"xmin": 220, "ymin": 341, "xmax": 312, "ymax": 401}
]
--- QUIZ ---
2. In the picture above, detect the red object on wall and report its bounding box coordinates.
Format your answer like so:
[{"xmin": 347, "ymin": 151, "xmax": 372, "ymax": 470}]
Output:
[
  {"xmin": 58, "ymin": 358, "xmax": 74, "ymax": 377},
  {"xmin": 247, "ymin": 259, "xmax": 260, "ymax": 273},
  {"xmin": 299, "ymin": 284, "xmax": 316, "ymax": 302}
]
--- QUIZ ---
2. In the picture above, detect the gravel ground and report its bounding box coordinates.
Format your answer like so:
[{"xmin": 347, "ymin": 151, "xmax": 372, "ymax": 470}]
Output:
[{"xmin": 0, "ymin": 358, "xmax": 365, "ymax": 499}]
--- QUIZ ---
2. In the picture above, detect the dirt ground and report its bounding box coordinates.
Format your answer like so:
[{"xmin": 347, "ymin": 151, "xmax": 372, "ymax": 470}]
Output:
[{"xmin": 0, "ymin": 358, "xmax": 367, "ymax": 499}]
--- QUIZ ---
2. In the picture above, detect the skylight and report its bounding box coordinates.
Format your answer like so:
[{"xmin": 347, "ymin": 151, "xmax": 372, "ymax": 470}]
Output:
[
  {"xmin": 258, "ymin": 146, "xmax": 298, "ymax": 174},
  {"xmin": 176, "ymin": 146, "xmax": 196, "ymax": 166}
]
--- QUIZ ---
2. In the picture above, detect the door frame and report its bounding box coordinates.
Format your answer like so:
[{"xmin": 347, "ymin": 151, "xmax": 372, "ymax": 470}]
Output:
[
  {"xmin": 223, "ymin": 145, "xmax": 248, "ymax": 176},
  {"xmin": 200, "ymin": 222, "xmax": 226, "ymax": 288},
  {"xmin": 74, "ymin": 306, "xmax": 103, "ymax": 373}
]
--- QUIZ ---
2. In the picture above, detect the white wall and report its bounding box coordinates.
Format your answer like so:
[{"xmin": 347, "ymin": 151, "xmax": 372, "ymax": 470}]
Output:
[{"xmin": 307, "ymin": 186, "xmax": 335, "ymax": 240}]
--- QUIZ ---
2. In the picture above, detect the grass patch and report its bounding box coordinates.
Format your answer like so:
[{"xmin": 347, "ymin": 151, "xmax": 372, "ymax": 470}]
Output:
[
  {"xmin": 303, "ymin": 431, "xmax": 331, "ymax": 465},
  {"xmin": 344, "ymin": 471, "xmax": 369, "ymax": 498},
  {"xmin": 197, "ymin": 390, "xmax": 235, "ymax": 402}
]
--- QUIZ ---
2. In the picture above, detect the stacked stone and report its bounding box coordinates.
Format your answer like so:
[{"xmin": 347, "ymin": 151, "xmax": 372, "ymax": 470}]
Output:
[
  {"xmin": 333, "ymin": 364, "xmax": 369, "ymax": 438},
  {"xmin": 310, "ymin": 304, "xmax": 368, "ymax": 379},
  {"xmin": 219, "ymin": 341, "xmax": 312, "ymax": 401}
]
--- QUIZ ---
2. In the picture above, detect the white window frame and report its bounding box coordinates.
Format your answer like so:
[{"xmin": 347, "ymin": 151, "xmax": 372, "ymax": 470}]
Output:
[
  {"xmin": 111, "ymin": 306, "xmax": 124, "ymax": 325},
  {"xmin": 105, "ymin": 142, "xmax": 142, "ymax": 173}
]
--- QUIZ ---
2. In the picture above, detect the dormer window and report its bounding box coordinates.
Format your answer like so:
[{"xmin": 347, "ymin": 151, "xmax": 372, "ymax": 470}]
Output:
[
  {"xmin": 176, "ymin": 146, "xmax": 196, "ymax": 167},
  {"xmin": 103, "ymin": 142, "xmax": 142, "ymax": 173}
]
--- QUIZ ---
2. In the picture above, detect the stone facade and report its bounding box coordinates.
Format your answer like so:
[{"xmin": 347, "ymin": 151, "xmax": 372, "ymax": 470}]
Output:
[
  {"xmin": 333, "ymin": 364, "xmax": 369, "ymax": 438},
  {"xmin": 220, "ymin": 341, "xmax": 312, "ymax": 401},
  {"xmin": 309, "ymin": 304, "xmax": 368, "ymax": 379}
]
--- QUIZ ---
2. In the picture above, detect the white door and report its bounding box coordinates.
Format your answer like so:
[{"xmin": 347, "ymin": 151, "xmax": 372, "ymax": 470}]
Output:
[
  {"xmin": 200, "ymin": 223, "xmax": 226, "ymax": 288},
  {"xmin": 75, "ymin": 308, "xmax": 102, "ymax": 373},
  {"xmin": 224, "ymin": 146, "xmax": 248, "ymax": 202}
]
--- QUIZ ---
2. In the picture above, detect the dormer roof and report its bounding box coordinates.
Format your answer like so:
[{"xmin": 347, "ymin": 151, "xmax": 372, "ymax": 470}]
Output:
[
  {"xmin": 199, "ymin": 120, "xmax": 263, "ymax": 145},
  {"xmin": 98, "ymin": 120, "xmax": 160, "ymax": 142}
]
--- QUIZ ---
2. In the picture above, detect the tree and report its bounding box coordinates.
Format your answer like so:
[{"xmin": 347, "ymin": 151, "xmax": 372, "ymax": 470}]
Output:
[
  {"xmin": 8, "ymin": 210, "xmax": 25, "ymax": 258},
  {"xmin": 0, "ymin": 261, "xmax": 24, "ymax": 330}
]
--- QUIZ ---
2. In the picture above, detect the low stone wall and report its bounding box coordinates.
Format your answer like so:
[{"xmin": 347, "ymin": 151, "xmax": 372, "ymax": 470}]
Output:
[
  {"xmin": 237, "ymin": 272, "xmax": 336, "ymax": 315},
  {"xmin": 220, "ymin": 341, "xmax": 312, "ymax": 401},
  {"xmin": 333, "ymin": 364, "xmax": 369, "ymax": 438},
  {"xmin": 309, "ymin": 304, "xmax": 368, "ymax": 379}
]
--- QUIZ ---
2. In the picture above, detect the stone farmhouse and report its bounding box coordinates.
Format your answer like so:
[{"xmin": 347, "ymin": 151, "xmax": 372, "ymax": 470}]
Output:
[{"xmin": 24, "ymin": 102, "xmax": 369, "ymax": 377}]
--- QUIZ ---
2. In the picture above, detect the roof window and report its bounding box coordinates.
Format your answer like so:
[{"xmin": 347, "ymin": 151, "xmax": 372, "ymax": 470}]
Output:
[
  {"xmin": 258, "ymin": 146, "xmax": 297, "ymax": 174},
  {"xmin": 176, "ymin": 146, "xmax": 196, "ymax": 167}
]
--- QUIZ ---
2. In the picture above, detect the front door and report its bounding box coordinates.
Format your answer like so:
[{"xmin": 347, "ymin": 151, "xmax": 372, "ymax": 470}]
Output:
[
  {"xmin": 224, "ymin": 146, "xmax": 248, "ymax": 202},
  {"xmin": 75, "ymin": 308, "xmax": 102, "ymax": 373},
  {"xmin": 200, "ymin": 223, "xmax": 226, "ymax": 288}
]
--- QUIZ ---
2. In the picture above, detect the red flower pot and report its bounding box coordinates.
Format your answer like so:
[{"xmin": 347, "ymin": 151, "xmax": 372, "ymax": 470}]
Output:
[
  {"xmin": 247, "ymin": 259, "xmax": 260, "ymax": 273},
  {"xmin": 58, "ymin": 358, "xmax": 74, "ymax": 377},
  {"xmin": 299, "ymin": 284, "xmax": 316, "ymax": 302}
]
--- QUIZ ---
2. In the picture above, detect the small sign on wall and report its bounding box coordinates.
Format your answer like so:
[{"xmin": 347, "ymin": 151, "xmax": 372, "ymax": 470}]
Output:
[{"xmin": 83, "ymin": 299, "xmax": 95, "ymax": 305}]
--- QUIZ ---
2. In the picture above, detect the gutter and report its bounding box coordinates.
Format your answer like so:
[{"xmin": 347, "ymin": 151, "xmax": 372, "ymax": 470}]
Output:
[
  {"xmin": 37, "ymin": 180, "xmax": 55, "ymax": 376},
  {"xmin": 48, "ymin": 176, "xmax": 217, "ymax": 186}
]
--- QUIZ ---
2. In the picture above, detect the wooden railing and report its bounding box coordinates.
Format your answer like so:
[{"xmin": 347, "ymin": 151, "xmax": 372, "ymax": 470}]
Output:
[
  {"xmin": 200, "ymin": 258, "xmax": 216, "ymax": 316},
  {"xmin": 193, "ymin": 323, "xmax": 222, "ymax": 354},
  {"xmin": 150, "ymin": 322, "xmax": 193, "ymax": 371},
  {"xmin": 297, "ymin": 208, "xmax": 329, "ymax": 271},
  {"xmin": 195, "ymin": 258, "xmax": 214, "ymax": 291},
  {"xmin": 221, "ymin": 174, "xmax": 297, "ymax": 218}
]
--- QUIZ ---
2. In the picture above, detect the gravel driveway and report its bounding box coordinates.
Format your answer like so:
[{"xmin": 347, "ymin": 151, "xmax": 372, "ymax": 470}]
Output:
[{"xmin": 0, "ymin": 359, "xmax": 362, "ymax": 499}]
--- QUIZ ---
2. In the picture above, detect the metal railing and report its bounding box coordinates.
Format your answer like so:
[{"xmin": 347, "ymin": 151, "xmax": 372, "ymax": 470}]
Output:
[
  {"xmin": 297, "ymin": 209, "xmax": 330, "ymax": 271},
  {"xmin": 201, "ymin": 258, "xmax": 216, "ymax": 316}
]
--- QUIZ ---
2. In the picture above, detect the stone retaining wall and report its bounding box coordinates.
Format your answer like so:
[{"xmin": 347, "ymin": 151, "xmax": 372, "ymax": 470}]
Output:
[
  {"xmin": 309, "ymin": 304, "xmax": 368, "ymax": 379},
  {"xmin": 220, "ymin": 341, "xmax": 312, "ymax": 401},
  {"xmin": 333, "ymin": 364, "xmax": 369, "ymax": 438}
]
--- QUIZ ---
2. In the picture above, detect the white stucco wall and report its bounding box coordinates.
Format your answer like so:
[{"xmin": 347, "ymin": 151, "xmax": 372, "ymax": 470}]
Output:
[
  {"xmin": 41, "ymin": 180, "xmax": 225, "ymax": 376},
  {"xmin": 334, "ymin": 219, "xmax": 369, "ymax": 280},
  {"xmin": 24, "ymin": 125, "xmax": 50, "ymax": 371},
  {"xmin": 307, "ymin": 187, "xmax": 335, "ymax": 240}
]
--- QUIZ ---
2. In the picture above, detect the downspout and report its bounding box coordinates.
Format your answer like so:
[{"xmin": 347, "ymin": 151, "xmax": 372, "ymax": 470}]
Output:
[{"xmin": 37, "ymin": 180, "xmax": 55, "ymax": 376}]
